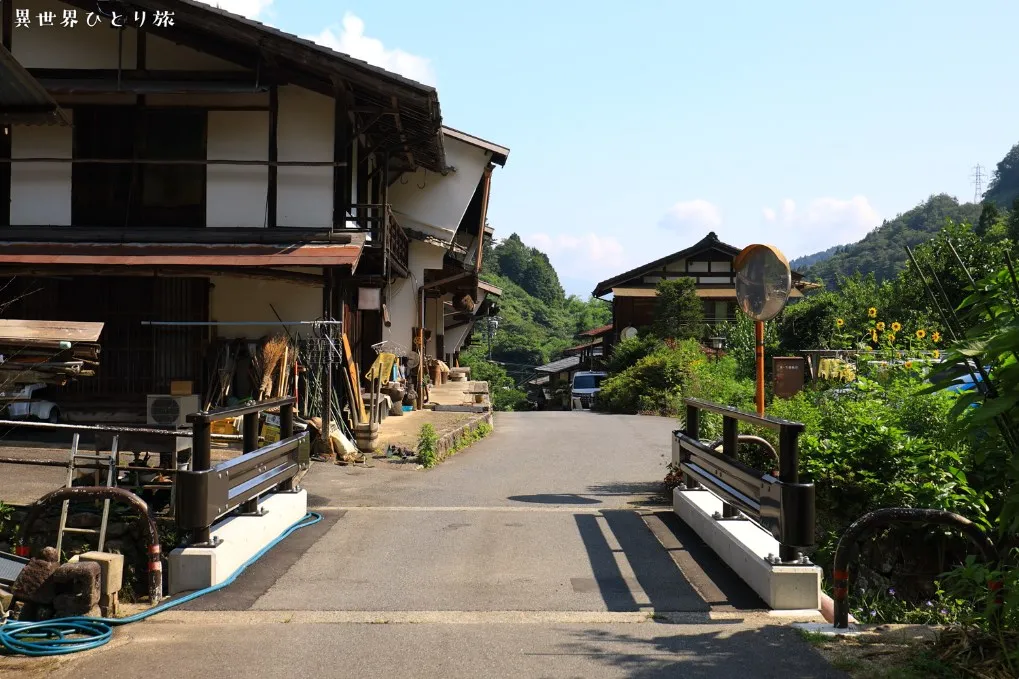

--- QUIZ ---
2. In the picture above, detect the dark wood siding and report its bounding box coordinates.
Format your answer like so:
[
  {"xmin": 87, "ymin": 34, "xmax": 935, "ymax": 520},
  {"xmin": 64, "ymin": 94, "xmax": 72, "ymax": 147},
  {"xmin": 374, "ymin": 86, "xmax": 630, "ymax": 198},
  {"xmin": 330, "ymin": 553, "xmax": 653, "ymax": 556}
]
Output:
[{"xmin": 2, "ymin": 276, "xmax": 208, "ymax": 402}]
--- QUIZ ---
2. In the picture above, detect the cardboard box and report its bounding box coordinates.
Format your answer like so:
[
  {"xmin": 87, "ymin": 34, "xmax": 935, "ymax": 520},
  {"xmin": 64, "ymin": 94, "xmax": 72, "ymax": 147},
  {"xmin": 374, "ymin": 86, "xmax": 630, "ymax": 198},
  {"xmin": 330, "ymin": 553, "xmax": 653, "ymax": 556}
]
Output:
[{"xmin": 170, "ymin": 381, "xmax": 194, "ymax": 396}]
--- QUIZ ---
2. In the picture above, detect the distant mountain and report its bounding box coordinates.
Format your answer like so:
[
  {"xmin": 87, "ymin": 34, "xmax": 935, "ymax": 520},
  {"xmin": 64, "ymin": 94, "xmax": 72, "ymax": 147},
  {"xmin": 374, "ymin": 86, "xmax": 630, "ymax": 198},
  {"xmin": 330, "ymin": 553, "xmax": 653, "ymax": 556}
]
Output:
[
  {"xmin": 790, "ymin": 244, "xmax": 847, "ymax": 272},
  {"xmin": 801, "ymin": 194, "xmax": 982, "ymax": 285}
]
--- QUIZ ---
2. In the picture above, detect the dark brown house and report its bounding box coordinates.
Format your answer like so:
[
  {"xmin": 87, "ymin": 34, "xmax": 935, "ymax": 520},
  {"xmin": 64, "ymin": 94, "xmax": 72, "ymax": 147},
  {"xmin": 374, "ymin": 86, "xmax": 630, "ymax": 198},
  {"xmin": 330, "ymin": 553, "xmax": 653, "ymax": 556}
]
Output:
[{"xmin": 592, "ymin": 232, "xmax": 810, "ymax": 346}]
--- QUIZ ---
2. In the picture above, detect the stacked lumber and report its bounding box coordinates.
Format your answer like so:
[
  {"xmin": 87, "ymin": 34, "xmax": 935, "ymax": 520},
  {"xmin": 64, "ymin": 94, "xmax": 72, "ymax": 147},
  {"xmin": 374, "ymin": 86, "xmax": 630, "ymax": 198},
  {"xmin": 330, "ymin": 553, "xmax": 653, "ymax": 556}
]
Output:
[{"xmin": 0, "ymin": 320, "xmax": 103, "ymax": 391}]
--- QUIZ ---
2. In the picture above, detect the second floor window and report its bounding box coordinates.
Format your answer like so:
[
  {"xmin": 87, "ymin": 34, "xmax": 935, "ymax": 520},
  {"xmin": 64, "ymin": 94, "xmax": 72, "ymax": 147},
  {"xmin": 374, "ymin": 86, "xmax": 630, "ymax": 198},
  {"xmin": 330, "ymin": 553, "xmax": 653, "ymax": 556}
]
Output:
[{"xmin": 72, "ymin": 106, "xmax": 207, "ymax": 227}]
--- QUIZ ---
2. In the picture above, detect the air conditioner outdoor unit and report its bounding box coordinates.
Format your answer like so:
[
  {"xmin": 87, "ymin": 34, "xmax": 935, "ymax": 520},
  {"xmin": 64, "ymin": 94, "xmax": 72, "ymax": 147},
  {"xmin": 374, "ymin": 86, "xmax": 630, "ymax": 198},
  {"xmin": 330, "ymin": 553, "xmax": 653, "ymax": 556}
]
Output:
[{"xmin": 146, "ymin": 394, "xmax": 201, "ymax": 428}]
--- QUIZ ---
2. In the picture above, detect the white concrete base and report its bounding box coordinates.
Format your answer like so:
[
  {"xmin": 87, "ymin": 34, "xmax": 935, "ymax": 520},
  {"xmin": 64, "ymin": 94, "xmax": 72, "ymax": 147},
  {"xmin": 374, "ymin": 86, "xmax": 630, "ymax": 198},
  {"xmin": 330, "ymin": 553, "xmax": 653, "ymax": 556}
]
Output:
[
  {"xmin": 673, "ymin": 488, "xmax": 821, "ymax": 610},
  {"xmin": 168, "ymin": 489, "xmax": 308, "ymax": 595}
]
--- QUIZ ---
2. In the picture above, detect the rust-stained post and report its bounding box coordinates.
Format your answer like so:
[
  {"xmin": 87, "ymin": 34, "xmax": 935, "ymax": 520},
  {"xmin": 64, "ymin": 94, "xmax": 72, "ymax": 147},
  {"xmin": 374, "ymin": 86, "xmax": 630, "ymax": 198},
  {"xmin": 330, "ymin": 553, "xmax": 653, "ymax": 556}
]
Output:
[
  {"xmin": 722, "ymin": 416, "xmax": 739, "ymax": 518},
  {"xmin": 755, "ymin": 320, "xmax": 765, "ymax": 415},
  {"xmin": 191, "ymin": 417, "xmax": 212, "ymax": 544},
  {"xmin": 684, "ymin": 404, "xmax": 699, "ymax": 490}
]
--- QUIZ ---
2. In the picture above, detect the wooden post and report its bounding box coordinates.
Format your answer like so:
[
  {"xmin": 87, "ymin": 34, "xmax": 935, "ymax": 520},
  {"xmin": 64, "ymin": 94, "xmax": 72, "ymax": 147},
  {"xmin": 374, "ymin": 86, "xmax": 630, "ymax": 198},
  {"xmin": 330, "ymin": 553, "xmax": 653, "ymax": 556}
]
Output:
[
  {"xmin": 417, "ymin": 288, "xmax": 425, "ymax": 410},
  {"xmin": 0, "ymin": 0, "xmax": 10, "ymax": 226},
  {"xmin": 322, "ymin": 268, "xmax": 333, "ymax": 446},
  {"xmin": 755, "ymin": 320, "xmax": 765, "ymax": 415},
  {"xmin": 267, "ymin": 85, "xmax": 279, "ymax": 228},
  {"xmin": 475, "ymin": 165, "xmax": 493, "ymax": 273}
]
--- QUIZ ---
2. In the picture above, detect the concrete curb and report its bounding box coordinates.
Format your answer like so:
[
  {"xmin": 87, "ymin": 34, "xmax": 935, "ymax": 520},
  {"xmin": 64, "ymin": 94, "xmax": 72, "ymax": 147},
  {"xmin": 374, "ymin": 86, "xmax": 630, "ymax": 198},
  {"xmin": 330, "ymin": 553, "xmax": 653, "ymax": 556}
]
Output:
[{"xmin": 432, "ymin": 411, "xmax": 495, "ymax": 465}]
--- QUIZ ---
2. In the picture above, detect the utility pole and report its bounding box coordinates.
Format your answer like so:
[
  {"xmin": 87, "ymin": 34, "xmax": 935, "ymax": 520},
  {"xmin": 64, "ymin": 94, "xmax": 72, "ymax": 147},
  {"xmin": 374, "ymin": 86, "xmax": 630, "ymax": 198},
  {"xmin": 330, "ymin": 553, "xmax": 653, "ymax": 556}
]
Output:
[{"xmin": 973, "ymin": 164, "xmax": 985, "ymax": 203}]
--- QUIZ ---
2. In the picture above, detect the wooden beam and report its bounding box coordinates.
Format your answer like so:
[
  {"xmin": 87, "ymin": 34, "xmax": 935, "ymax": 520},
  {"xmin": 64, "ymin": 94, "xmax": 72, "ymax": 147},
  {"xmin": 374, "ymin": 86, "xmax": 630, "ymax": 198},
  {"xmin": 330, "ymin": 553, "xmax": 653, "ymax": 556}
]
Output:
[
  {"xmin": 28, "ymin": 68, "xmax": 263, "ymax": 82},
  {"xmin": 136, "ymin": 29, "xmax": 147, "ymax": 70},
  {"xmin": 475, "ymin": 166, "xmax": 493, "ymax": 273},
  {"xmin": 267, "ymin": 85, "xmax": 278, "ymax": 228},
  {"xmin": 1, "ymin": 0, "xmax": 11, "ymax": 228},
  {"xmin": 0, "ymin": 266, "xmax": 327, "ymax": 286}
]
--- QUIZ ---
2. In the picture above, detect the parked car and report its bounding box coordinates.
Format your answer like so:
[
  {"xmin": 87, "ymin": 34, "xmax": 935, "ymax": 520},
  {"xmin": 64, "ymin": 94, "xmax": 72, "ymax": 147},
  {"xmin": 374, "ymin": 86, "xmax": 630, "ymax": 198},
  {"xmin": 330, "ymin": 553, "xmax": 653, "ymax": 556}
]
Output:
[
  {"xmin": 570, "ymin": 371, "xmax": 607, "ymax": 411},
  {"xmin": 0, "ymin": 383, "xmax": 61, "ymax": 423}
]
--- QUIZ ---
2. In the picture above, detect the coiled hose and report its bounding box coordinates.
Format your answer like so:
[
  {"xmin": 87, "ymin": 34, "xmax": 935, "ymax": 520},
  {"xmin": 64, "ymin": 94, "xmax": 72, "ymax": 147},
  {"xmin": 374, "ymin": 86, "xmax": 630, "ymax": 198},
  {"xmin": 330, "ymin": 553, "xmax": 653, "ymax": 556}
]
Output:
[{"xmin": 1, "ymin": 511, "xmax": 323, "ymax": 656}]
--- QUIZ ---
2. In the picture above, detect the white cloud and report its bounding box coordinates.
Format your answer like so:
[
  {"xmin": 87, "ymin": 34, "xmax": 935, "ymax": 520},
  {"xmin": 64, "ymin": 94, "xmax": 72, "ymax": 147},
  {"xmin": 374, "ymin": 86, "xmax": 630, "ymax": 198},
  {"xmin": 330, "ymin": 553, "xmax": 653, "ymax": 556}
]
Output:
[
  {"xmin": 658, "ymin": 199, "xmax": 723, "ymax": 234},
  {"xmin": 524, "ymin": 233, "xmax": 628, "ymax": 288},
  {"xmin": 195, "ymin": 0, "xmax": 272, "ymax": 19},
  {"xmin": 307, "ymin": 14, "xmax": 436, "ymax": 86},
  {"xmin": 759, "ymin": 196, "xmax": 881, "ymax": 257}
]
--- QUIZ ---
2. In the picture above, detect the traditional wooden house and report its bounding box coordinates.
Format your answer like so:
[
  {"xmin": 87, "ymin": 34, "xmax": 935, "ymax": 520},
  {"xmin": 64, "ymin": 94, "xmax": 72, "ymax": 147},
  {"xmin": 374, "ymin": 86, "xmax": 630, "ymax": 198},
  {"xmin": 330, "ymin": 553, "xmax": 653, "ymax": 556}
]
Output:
[
  {"xmin": 0, "ymin": 0, "xmax": 508, "ymax": 423},
  {"xmin": 592, "ymin": 232, "xmax": 811, "ymax": 347}
]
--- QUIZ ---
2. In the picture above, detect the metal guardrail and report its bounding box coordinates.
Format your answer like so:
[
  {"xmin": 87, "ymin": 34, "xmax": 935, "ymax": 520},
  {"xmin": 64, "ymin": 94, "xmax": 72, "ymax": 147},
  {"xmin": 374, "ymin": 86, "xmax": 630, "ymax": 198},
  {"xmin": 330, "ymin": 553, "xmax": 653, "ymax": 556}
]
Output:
[
  {"xmin": 176, "ymin": 398, "xmax": 309, "ymax": 545},
  {"xmin": 674, "ymin": 397, "xmax": 815, "ymax": 563}
]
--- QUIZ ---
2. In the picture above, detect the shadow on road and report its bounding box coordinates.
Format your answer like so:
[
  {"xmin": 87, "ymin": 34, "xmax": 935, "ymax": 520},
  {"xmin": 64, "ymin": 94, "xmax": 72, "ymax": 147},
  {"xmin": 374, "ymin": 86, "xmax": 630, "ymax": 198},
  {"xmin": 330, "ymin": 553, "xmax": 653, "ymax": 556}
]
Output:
[
  {"xmin": 574, "ymin": 510, "xmax": 709, "ymax": 612},
  {"xmin": 574, "ymin": 509, "xmax": 766, "ymax": 613},
  {"xmin": 507, "ymin": 493, "xmax": 602, "ymax": 505},
  {"xmin": 554, "ymin": 625, "xmax": 846, "ymax": 679}
]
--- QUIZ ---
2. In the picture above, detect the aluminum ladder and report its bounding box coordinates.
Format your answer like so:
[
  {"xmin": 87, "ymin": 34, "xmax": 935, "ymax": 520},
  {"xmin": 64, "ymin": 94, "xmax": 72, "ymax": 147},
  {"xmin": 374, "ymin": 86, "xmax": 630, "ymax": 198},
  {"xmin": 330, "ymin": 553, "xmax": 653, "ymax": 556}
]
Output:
[{"xmin": 55, "ymin": 433, "xmax": 118, "ymax": 556}]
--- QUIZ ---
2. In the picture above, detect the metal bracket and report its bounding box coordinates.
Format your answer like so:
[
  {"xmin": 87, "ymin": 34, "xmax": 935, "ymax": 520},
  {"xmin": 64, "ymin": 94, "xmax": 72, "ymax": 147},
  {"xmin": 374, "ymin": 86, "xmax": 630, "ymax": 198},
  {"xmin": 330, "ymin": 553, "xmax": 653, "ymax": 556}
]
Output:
[
  {"xmin": 235, "ymin": 507, "xmax": 268, "ymax": 518},
  {"xmin": 190, "ymin": 536, "xmax": 224, "ymax": 549}
]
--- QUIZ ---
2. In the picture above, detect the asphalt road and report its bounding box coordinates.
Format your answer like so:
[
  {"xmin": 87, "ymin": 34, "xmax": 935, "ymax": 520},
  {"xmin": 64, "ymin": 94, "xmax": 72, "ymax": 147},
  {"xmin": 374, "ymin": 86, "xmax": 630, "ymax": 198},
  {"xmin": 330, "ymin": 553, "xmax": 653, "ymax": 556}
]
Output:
[{"xmin": 2, "ymin": 412, "xmax": 843, "ymax": 678}]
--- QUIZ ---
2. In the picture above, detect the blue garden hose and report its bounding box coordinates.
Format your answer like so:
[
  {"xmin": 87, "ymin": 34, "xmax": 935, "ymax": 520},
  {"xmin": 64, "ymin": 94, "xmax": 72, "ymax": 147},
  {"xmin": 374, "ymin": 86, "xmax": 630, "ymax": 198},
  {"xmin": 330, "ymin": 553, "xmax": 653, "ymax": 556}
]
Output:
[{"xmin": 1, "ymin": 511, "xmax": 323, "ymax": 656}]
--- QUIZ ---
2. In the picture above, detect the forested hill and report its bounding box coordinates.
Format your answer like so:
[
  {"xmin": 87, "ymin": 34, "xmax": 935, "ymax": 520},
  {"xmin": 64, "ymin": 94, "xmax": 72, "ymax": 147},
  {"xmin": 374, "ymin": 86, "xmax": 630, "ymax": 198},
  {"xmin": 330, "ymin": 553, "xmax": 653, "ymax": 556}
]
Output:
[
  {"xmin": 789, "ymin": 244, "xmax": 846, "ymax": 271},
  {"xmin": 801, "ymin": 194, "xmax": 981, "ymax": 285},
  {"xmin": 795, "ymin": 141, "xmax": 1019, "ymax": 285},
  {"xmin": 476, "ymin": 234, "xmax": 610, "ymax": 373}
]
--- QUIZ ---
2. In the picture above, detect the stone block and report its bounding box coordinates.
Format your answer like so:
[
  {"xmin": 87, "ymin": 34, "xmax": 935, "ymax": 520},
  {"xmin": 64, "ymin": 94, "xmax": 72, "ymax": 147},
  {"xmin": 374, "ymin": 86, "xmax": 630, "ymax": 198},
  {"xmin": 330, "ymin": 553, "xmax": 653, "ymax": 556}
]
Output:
[
  {"xmin": 11, "ymin": 547, "xmax": 60, "ymax": 604},
  {"xmin": 98, "ymin": 591, "xmax": 119, "ymax": 617},
  {"xmin": 78, "ymin": 551, "xmax": 124, "ymax": 595},
  {"xmin": 51, "ymin": 561, "xmax": 101, "ymax": 618}
]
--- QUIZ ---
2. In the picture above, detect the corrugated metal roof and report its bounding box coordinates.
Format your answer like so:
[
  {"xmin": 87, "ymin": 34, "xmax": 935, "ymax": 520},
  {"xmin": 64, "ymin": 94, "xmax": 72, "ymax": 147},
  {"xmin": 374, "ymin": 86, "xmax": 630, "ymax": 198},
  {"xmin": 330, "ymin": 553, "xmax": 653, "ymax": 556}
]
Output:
[
  {"xmin": 0, "ymin": 240, "xmax": 364, "ymax": 267},
  {"xmin": 578, "ymin": 323, "xmax": 612, "ymax": 337},
  {"xmin": 535, "ymin": 355, "xmax": 581, "ymax": 374},
  {"xmin": 0, "ymin": 45, "xmax": 67, "ymax": 126}
]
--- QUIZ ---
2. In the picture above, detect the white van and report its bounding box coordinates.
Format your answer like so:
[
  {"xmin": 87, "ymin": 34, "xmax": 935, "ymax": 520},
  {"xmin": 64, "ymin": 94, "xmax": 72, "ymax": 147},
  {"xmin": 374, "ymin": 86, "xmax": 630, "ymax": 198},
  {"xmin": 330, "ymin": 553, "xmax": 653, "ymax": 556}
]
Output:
[{"xmin": 569, "ymin": 371, "xmax": 607, "ymax": 411}]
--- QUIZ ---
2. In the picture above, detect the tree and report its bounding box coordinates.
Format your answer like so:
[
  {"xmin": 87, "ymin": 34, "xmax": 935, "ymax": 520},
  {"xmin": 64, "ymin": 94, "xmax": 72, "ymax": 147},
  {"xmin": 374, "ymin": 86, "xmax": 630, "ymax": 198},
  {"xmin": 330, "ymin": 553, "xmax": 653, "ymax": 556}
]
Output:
[
  {"xmin": 1007, "ymin": 198, "xmax": 1019, "ymax": 244},
  {"xmin": 650, "ymin": 278, "xmax": 703, "ymax": 341},
  {"xmin": 494, "ymin": 234, "xmax": 530, "ymax": 282},
  {"xmin": 522, "ymin": 250, "xmax": 564, "ymax": 305},
  {"xmin": 976, "ymin": 203, "xmax": 1000, "ymax": 238},
  {"xmin": 984, "ymin": 141, "xmax": 1019, "ymax": 208}
]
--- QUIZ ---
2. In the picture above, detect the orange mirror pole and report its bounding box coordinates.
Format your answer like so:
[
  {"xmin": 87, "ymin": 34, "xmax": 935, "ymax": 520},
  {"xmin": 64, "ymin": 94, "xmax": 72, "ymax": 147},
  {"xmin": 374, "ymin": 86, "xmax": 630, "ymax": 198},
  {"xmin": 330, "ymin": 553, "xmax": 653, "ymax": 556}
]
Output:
[{"xmin": 755, "ymin": 320, "xmax": 765, "ymax": 415}]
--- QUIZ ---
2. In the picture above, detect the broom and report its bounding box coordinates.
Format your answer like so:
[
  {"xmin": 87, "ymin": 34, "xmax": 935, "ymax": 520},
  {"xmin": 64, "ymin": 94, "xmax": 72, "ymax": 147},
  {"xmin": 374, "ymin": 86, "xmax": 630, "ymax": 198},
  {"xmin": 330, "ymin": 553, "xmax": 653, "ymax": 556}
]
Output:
[{"xmin": 259, "ymin": 334, "xmax": 289, "ymax": 400}]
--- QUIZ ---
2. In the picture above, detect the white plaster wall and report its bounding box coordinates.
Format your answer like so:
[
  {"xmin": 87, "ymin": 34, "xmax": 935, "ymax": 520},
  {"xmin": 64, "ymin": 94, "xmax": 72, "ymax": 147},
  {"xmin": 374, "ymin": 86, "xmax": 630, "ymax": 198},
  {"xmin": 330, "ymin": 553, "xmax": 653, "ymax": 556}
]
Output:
[
  {"xmin": 145, "ymin": 34, "xmax": 243, "ymax": 70},
  {"xmin": 206, "ymin": 111, "xmax": 269, "ymax": 228},
  {"xmin": 11, "ymin": 0, "xmax": 137, "ymax": 68},
  {"xmin": 277, "ymin": 86, "xmax": 334, "ymax": 228},
  {"xmin": 209, "ymin": 275, "xmax": 321, "ymax": 340},
  {"xmin": 389, "ymin": 136, "xmax": 491, "ymax": 243},
  {"xmin": 10, "ymin": 115, "xmax": 73, "ymax": 225},
  {"xmin": 384, "ymin": 240, "xmax": 446, "ymax": 354}
]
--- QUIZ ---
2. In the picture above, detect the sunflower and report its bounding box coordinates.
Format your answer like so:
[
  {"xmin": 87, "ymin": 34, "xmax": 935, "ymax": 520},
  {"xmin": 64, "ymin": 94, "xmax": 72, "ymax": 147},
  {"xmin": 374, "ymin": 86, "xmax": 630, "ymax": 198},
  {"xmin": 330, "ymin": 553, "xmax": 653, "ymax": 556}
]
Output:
[
  {"xmin": 904, "ymin": 361, "xmax": 914, "ymax": 369},
  {"xmin": 836, "ymin": 318, "xmax": 845, "ymax": 328},
  {"xmin": 891, "ymin": 322, "xmax": 902, "ymax": 332},
  {"xmin": 868, "ymin": 307, "xmax": 878, "ymax": 318},
  {"xmin": 887, "ymin": 333, "xmax": 896, "ymax": 343},
  {"xmin": 932, "ymin": 331, "xmax": 941, "ymax": 343},
  {"xmin": 876, "ymin": 322, "xmax": 886, "ymax": 331},
  {"xmin": 932, "ymin": 349, "xmax": 940, "ymax": 360},
  {"xmin": 871, "ymin": 330, "xmax": 878, "ymax": 342},
  {"xmin": 916, "ymin": 329, "xmax": 926, "ymax": 339}
]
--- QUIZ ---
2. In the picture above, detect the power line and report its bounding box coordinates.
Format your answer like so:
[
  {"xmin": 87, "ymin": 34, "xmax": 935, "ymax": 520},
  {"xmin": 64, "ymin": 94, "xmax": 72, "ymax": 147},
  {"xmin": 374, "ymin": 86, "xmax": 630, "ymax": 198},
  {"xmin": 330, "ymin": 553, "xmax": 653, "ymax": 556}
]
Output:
[{"xmin": 972, "ymin": 164, "xmax": 985, "ymax": 203}]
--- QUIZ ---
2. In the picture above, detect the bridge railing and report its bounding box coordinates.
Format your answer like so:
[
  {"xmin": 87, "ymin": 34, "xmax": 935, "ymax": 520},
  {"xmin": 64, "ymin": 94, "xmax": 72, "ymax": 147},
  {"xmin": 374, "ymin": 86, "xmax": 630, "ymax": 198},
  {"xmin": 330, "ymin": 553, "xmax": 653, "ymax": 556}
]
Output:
[
  {"xmin": 674, "ymin": 397, "xmax": 815, "ymax": 563},
  {"xmin": 176, "ymin": 397, "xmax": 309, "ymax": 545}
]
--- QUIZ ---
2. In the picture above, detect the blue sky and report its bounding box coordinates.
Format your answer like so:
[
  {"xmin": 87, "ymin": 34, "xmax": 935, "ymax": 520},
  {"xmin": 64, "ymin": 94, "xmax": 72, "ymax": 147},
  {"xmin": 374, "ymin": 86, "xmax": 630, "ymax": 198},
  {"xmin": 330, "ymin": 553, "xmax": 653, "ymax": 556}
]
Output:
[{"xmin": 216, "ymin": 0, "xmax": 1019, "ymax": 297}]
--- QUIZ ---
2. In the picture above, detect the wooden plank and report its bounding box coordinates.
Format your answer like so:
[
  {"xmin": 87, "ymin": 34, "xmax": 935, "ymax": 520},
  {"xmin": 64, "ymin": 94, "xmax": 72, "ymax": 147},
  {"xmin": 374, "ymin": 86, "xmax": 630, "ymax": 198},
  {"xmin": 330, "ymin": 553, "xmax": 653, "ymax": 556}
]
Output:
[
  {"xmin": 0, "ymin": 319, "xmax": 104, "ymax": 342},
  {"xmin": 341, "ymin": 332, "xmax": 367, "ymax": 423}
]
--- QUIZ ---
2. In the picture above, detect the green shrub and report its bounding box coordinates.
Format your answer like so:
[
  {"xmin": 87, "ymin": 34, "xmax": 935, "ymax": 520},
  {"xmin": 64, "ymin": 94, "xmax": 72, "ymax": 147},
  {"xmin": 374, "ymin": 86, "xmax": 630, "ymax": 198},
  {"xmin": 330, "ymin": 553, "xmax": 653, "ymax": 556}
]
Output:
[
  {"xmin": 597, "ymin": 339, "xmax": 703, "ymax": 415},
  {"xmin": 606, "ymin": 334, "xmax": 663, "ymax": 374},
  {"xmin": 417, "ymin": 423, "xmax": 438, "ymax": 468}
]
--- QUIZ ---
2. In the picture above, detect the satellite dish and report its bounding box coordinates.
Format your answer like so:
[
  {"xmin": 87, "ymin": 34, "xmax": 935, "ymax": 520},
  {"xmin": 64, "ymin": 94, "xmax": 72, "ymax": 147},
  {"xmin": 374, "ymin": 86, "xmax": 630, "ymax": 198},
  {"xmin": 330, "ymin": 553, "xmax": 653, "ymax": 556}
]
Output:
[
  {"xmin": 620, "ymin": 326, "xmax": 638, "ymax": 341},
  {"xmin": 734, "ymin": 244, "xmax": 792, "ymax": 322}
]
